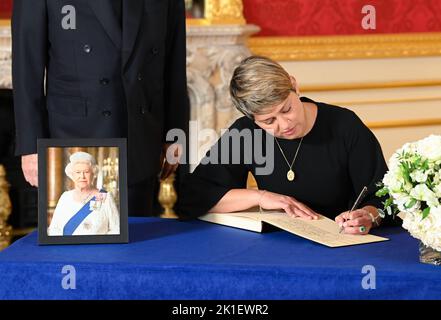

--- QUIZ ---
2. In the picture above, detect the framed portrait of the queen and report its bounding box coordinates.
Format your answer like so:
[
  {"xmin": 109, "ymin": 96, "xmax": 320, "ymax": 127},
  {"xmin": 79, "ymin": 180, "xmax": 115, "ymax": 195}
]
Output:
[{"xmin": 37, "ymin": 138, "xmax": 128, "ymax": 245}]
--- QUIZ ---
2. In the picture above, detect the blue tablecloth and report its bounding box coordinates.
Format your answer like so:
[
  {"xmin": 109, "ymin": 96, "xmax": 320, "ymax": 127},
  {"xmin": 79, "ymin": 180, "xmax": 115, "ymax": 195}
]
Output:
[{"xmin": 0, "ymin": 217, "xmax": 440, "ymax": 300}]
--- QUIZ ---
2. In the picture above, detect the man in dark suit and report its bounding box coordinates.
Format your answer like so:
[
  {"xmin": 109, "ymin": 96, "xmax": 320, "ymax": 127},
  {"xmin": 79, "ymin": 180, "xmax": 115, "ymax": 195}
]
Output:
[{"xmin": 12, "ymin": 0, "xmax": 189, "ymax": 216}]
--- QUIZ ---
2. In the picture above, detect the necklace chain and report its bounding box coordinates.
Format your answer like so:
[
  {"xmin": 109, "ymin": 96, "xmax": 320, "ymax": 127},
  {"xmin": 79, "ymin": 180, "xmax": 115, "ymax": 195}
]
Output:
[{"xmin": 275, "ymin": 136, "xmax": 304, "ymax": 171}]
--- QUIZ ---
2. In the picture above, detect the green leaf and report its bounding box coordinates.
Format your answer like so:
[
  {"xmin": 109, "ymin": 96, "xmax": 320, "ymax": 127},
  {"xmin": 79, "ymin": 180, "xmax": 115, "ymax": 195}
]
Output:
[
  {"xmin": 422, "ymin": 207, "xmax": 430, "ymax": 220},
  {"xmin": 427, "ymin": 173, "xmax": 433, "ymax": 184},
  {"xmin": 384, "ymin": 197, "xmax": 393, "ymax": 207},
  {"xmin": 399, "ymin": 163, "xmax": 411, "ymax": 184},
  {"xmin": 422, "ymin": 159, "xmax": 429, "ymax": 170},
  {"xmin": 413, "ymin": 157, "xmax": 421, "ymax": 169},
  {"xmin": 386, "ymin": 206, "xmax": 392, "ymax": 216},
  {"xmin": 376, "ymin": 187, "xmax": 389, "ymax": 197},
  {"xmin": 405, "ymin": 199, "xmax": 417, "ymax": 209}
]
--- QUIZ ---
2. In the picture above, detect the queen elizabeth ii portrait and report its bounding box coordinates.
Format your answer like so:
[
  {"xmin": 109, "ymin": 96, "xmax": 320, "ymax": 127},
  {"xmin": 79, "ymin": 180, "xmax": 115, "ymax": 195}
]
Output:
[{"xmin": 47, "ymin": 151, "xmax": 120, "ymax": 236}]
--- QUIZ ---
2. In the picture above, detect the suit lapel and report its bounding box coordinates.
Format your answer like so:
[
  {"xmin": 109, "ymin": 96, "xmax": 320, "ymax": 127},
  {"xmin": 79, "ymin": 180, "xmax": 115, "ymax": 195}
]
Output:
[
  {"xmin": 88, "ymin": 0, "xmax": 122, "ymax": 49},
  {"xmin": 122, "ymin": 0, "xmax": 144, "ymax": 70}
]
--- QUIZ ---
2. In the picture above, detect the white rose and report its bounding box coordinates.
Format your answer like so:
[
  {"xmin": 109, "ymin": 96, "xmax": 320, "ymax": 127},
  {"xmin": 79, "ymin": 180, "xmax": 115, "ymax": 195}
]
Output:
[
  {"xmin": 416, "ymin": 135, "xmax": 441, "ymax": 161},
  {"xmin": 425, "ymin": 191, "xmax": 440, "ymax": 209},
  {"xmin": 420, "ymin": 214, "xmax": 434, "ymax": 228},
  {"xmin": 410, "ymin": 170, "xmax": 428, "ymax": 183},
  {"xmin": 402, "ymin": 180, "xmax": 414, "ymax": 193},
  {"xmin": 403, "ymin": 208, "xmax": 441, "ymax": 252},
  {"xmin": 410, "ymin": 184, "xmax": 437, "ymax": 203},
  {"xmin": 434, "ymin": 171, "xmax": 441, "ymax": 184},
  {"xmin": 394, "ymin": 195, "xmax": 419, "ymax": 213},
  {"xmin": 388, "ymin": 152, "xmax": 401, "ymax": 170},
  {"xmin": 401, "ymin": 142, "xmax": 417, "ymax": 154},
  {"xmin": 430, "ymin": 207, "xmax": 441, "ymax": 227},
  {"xmin": 383, "ymin": 170, "xmax": 403, "ymax": 192}
]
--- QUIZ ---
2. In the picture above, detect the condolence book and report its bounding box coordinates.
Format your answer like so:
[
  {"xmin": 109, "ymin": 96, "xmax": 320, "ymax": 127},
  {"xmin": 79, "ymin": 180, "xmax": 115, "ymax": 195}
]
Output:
[{"xmin": 199, "ymin": 211, "xmax": 388, "ymax": 247}]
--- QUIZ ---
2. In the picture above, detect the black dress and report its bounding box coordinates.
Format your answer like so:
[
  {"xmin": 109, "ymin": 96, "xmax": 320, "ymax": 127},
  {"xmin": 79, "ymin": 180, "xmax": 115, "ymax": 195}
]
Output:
[{"xmin": 177, "ymin": 97, "xmax": 388, "ymax": 221}]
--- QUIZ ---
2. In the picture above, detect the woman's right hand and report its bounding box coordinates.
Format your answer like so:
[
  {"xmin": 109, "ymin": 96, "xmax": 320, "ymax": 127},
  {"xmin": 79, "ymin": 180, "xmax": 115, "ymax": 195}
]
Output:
[
  {"xmin": 21, "ymin": 153, "xmax": 38, "ymax": 187},
  {"xmin": 258, "ymin": 191, "xmax": 319, "ymax": 220}
]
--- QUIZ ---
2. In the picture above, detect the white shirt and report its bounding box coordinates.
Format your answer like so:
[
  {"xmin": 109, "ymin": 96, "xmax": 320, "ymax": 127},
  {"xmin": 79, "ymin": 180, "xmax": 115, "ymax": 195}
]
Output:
[{"xmin": 48, "ymin": 190, "xmax": 120, "ymax": 236}]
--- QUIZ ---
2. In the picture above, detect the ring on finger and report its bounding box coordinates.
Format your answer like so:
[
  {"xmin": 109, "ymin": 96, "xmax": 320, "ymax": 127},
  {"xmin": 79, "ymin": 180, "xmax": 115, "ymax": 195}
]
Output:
[{"xmin": 359, "ymin": 225, "xmax": 366, "ymax": 233}]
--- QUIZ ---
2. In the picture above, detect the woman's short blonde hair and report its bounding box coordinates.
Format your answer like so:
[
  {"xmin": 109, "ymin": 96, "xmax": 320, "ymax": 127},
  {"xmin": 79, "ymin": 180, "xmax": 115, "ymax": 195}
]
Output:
[
  {"xmin": 230, "ymin": 56, "xmax": 293, "ymax": 118},
  {"xmin": 65, "ymin": 151, "xmax": 98, "ymax": 181}
]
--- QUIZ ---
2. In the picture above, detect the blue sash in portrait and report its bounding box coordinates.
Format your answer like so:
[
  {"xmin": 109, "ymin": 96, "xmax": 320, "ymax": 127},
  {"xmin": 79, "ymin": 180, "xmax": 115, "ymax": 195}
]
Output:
[{"xmin": 63, "ymin": 190, "xmax": 107, "ymax": 236}]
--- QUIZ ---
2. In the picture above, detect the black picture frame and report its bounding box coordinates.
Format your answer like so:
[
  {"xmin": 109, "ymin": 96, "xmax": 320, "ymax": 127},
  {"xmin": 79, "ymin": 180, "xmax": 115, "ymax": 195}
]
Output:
[{"xmin": 37, "ymin": 138, "xmax": 128, "ymax": 245}]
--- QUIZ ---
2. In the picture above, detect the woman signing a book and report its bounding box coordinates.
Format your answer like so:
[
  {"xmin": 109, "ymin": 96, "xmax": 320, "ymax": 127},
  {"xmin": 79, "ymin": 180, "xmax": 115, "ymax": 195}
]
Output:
[{"xmin": 178, "ymin": 56, "xmax": 388, "ymax": 235}]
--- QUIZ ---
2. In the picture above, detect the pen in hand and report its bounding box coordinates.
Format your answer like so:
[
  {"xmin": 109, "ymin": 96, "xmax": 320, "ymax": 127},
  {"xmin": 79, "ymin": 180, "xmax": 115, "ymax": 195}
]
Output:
[{"xmin": 338, "ymin": 186, "xmax": 368, "ymax": 234}]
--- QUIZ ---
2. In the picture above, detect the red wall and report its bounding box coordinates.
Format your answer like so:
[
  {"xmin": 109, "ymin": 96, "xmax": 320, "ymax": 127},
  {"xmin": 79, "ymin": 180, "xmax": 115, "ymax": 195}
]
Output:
[
  {"xmin": 243, "ymin": 0, "xmax": 441, "ymax": 36},
  {"xmin": 2, "ymin": 0, "xmax": 441, "ymax": 35},
  {"xmin": 0, "ymin": 0, "xmax": 12, "ymax": 19}
]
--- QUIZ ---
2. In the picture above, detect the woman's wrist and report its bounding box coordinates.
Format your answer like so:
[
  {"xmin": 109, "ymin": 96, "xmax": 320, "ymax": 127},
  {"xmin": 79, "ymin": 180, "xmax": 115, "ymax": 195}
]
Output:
[
  {"xmin": 363, "ymin": 206, "xmax": 382, "ymax": 227},
  {"xmin": 258, "ymin": 190, "xmax": 267, "ymax": 212}
]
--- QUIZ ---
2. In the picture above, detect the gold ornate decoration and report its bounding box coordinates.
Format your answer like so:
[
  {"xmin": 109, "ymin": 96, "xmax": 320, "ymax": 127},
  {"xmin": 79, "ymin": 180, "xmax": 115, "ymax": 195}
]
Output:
[
  {"xmin": 329, "ymin": 96, "xmax": 441, "ymax": 107},
  {"xmin": 101, "ymin": 156, "xmax": 119, "ymax": 206},
  {"xmin": 246, "ymin": 172, "xmax": 258, "ymax": 190},
  {"xmin": 248, "ymin": 33, "xmax": 441, "ymax": 61},
  {"xmin": 302, "ymin": 80, "xmax": 441, "ymax": 93},
  {"xmin": 366, "ymin": 118, "xmax": 441, "ymax": 129},
  {"xmin": 187, "ymin": 0, "xmax": 245, "ymax": 26},
  {"xmin": 0, "ymin": 165, "xmax": 12, "ymax": 250},
  {"xmin": 158, "ymin": 174, "xmax": 178, "ymax": 218},
  {"xmin": 47, "ymin": 148, "xmax": 63, "ymax": 226}
]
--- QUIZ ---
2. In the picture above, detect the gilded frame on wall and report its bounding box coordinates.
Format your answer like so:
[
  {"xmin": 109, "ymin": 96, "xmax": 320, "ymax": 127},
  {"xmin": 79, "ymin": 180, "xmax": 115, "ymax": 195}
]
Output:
[
  {"xmin": 0, "ymin": 0, "xmax": 248, "ymax": 26},
  {"xmin": 186, "ymin": 0, "xmax": 245, "ymax": 25}
]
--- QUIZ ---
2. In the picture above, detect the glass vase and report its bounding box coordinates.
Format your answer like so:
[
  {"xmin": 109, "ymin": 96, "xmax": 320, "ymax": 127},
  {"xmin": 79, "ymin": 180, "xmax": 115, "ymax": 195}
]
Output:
[{"xmin": 419, "ymin": 241, "xmax": 441, "ymax": 266}]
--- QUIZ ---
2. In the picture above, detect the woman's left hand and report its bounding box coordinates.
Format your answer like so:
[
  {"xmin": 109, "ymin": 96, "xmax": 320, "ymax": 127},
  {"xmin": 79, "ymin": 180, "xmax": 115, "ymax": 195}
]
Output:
[{"xmin": 335, "ymin": 209, "xmax": 373, "ymax": 235}]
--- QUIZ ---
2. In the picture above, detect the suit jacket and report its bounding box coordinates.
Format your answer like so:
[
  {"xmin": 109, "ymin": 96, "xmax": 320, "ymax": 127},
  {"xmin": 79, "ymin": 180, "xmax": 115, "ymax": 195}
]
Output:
[{"xmin": 12, "ymin": 0, "xmax": 189, "ymax": 185}]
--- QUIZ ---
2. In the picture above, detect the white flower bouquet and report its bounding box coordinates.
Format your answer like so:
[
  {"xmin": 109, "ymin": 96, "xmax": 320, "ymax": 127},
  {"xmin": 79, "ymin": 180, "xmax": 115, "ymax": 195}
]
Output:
[{"xmin": 376, "ymin": 135, "xmax": 441, "ymax": 252}]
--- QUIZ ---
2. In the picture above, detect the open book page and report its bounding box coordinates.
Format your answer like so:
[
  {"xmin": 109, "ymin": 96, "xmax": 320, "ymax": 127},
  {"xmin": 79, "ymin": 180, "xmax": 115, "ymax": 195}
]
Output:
[
  {"xmin": 261, "ymin": 212, "xmax": 388, "ymax": 247},
  {"xmin": 201, "ymin": 211, "xmax": 388, "ymax": 247}
]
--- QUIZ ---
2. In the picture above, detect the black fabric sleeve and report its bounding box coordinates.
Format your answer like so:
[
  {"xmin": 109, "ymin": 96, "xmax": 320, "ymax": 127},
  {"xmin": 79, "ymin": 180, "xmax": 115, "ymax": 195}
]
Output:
[
  {"xmin": 176, "ymin": 120, "xmax": 250, "ymax": 219},
  {"xmin": 12, "ymin": 0, "xmax": 49, "ymax": 155},
  {"xmin": 345, "ymin": 111, "xmax": 388, "ymax": 210},
  {"xmin": 163, "ymin": 0, "xmax": 189, "ymax": 141}
]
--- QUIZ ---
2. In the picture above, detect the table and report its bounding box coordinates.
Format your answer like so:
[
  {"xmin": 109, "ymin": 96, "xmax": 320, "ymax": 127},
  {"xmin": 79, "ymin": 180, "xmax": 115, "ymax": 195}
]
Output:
[{"xmin": 0, "ymin": 217, "xmax": 440, "ymax": 299}]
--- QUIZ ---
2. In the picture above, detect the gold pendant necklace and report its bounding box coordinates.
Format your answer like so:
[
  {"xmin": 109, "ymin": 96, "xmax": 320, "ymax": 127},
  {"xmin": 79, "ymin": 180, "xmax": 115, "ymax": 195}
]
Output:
[
  {"xmin": 287, "ymin": 169, "xmax": 295, "ymax": 181},
  {"xmin": 275, "ymin": 137, "xmax": 304, "ymax": 181}
]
